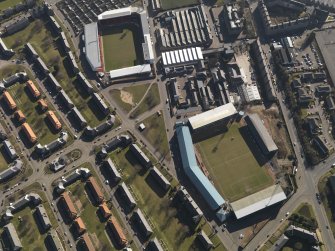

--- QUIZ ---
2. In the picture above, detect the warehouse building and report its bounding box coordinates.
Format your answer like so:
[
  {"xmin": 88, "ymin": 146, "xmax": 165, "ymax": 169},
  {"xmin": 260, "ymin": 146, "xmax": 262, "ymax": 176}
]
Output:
[
  {"xmin": 130, "ymin": 143, "xmax": 152, "ymax": 168},
  {"xmin": 132, "ymin": 208, "xmax": 153, "ymax": 239},
  {"xmin": 188, "ymin": 102, "xmax": 237, "ymax": 140},
  {"xmin": 176, "ymin": 125, "xmax": 226, "ymax": 211},
  {"xmin": 107, "ymin": 216, "xmax": 128, "ymax": 248},
  {"xmin": 86, "ymin": 176, "xmax": 104, "ymax": 204},
  {"xmin": 4, "ymin": 223, "xmax": 22, "ymax": 251},
  {"xmin": 244, "ymin": 113, "xmax": 278, "ymax": 155},
  {"xmin": 161, "ymin": 47, "xmax": 204, "ymax": 67},
  {"xmin": 21, "ymin": 122, "xmax": 37, "ymax": 144}
]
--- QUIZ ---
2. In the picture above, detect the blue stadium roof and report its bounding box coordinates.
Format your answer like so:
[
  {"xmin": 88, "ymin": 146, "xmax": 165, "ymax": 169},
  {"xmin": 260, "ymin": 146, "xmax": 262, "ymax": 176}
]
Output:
[{"xmin": 176, "ymin": 125, "xmax": 225, "ymax": 210}]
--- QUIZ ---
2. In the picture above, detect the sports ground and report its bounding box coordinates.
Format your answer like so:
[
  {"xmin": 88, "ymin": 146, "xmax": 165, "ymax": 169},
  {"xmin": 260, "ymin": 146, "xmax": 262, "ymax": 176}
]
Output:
[
  {"xmin": 101, "ymin": 25, "xmax": 144, "ymax": 72},
  {"xmin": 196, "ymin": 123, "xmax": 274, "ymax": 202}
]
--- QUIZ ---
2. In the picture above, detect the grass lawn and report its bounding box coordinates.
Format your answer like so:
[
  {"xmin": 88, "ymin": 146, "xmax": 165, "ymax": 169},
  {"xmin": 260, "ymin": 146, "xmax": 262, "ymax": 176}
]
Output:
[
  {"xmin": 0, "ymin": 0, "xmax": 22, "ymax": 11},
  {"xmin": 160, "ymin": 0, "xmax": 199, "ymax": 10},
  {"xmin": 294, "ymin": 203, "xmax": 315, "ymax": 220},
  {"xmin": 196, "ymin": 123, "xmax": 274, "ymax": 202},
  {"xmin": 110, "ymin": 147, "xmax": 226, "ymax": 251},
  {"xmin": 3, "ymin": 18, "xmax": 104, "ymax": 127},
  {"xmin": 109, "ymin": 83, "xmax": 150, "ymax": 113},
  {"xmin": 101, "ymin": 26, "xmax": 143, "ymax": 71},
  {"xmin": 130, "ymin": 83, "xmax": 160, "ymax": 118},
  {"xmin": 139, "ymin": 111, "xmax": 170, "ymax": 160},
  {"xmin": 0, "ymin": 146, "xmax": 9, "ymax": 172},
  {"xmin": 8, "ymin": 83, "xmax": 59, "ymax": 145},
  {"xmin": 68, "ymin": 183, "xmax": 115, "ymax": 251},
  {"xmin": 318, "ymin": 169, "xmax": 335, "ymax": 238}
]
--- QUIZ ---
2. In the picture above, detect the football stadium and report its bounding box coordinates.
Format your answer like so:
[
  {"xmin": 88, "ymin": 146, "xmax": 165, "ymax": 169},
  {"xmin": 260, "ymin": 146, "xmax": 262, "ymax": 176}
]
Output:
[{"xmin": 84, "ymin": 7, "xmax": 154, "ymax": 80}]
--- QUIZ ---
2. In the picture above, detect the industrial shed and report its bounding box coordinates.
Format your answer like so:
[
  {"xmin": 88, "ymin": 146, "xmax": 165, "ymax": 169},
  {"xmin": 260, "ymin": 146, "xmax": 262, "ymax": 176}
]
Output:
[
  {"xmin": 244, "ymin": 113, "xmax": 278, "ymax": 155},
  {"xmin": 176, "ymin": 125, "xmax": 225, "ymax": 211}
]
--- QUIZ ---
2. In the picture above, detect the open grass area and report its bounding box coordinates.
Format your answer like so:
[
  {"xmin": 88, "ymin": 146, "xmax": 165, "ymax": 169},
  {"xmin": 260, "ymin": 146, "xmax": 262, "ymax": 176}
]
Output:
[
  {"xmin": 130, "ymin": 83, "xmax": 160, "ymax": 118},
  {"xmin": 110, "ymin": 147, "xmax": 226, "ymax": 251},
  {"xmin": 3, "ymin": 18, "xmax": 104, "ymax": 127},
  {"xmin": 101, "ymin": 25, "xmax": 143, "ymax": 72},
  {"xmin": 109, "ymin": 83, "xmax": 150, "ymax": 113},
  {"xmin": 318, "ymin": 169, "xmax": 335, "ymax": 238},
  {"xmin": 160, "ymin": 0, "xmax": 199, "ymax": 10},
  {"xmin": 68, "ymin": 183, "xmax": 115, "ymax": 251},
  {"xmin": 8, "ymin": 83, "xmax": 59, "ymax": 145},
  {"xmin": 0, "ymin": 0, "xmax": 22, "ymax": 11},
  {"xmin": 139, "ymin": 111, "xmax": 170, "ymax": 161},
  {"xmin": 294, "ymin": 203, "xmax": 315, "ymax": 220},
  {"xmin": 196, "ymin": 123, "xmax": 273, "ymax": 202}
]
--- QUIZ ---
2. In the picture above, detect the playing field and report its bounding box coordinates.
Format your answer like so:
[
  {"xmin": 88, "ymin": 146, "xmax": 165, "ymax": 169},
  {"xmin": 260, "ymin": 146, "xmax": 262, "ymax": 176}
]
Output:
[
  {"xmin": 101, "ymin": 26, "xmax": 143, "ymax": 72},
  {"xmin": 196, "ymin": 123, "xmax": 273, "ymax": 202},
  {"xmin": 160, "ymin": 0, "xmax": 199, "ymax": 10}
]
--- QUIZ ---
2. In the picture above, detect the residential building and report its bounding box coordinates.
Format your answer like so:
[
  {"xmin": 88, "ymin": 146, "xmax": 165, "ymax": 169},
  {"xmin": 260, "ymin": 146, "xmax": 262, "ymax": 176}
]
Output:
[
  {"xmin": 3, "ymin": 139, "xmax": 17, "ymax": 161},
  {"xmin": 21, "ymin": 122, "xmax": 37, "ymax": 144},
  {"xmin": 99, "ymin": 202, "xmax": 112, "ymax": 219},
  {"xmin": 14, "ymin": 110, "xmax": 26, "ymax": 123},
  {"xmin": 2, "ymin": 91, "xmax": 17, "ymax": 110},
  {"xmin": 46, "ymin": 111, "xmax": 62, "ymax": 130},
  {"xmin": 26, "ymin": 80, "xmax": 40, "ymax": 98},
  {"xmin": 132, "ymin": 208, "xmax": 153, "ymax": 239},
  {"xmin": 87, "ymin": 176, "xmax": 104, "ymax": 204},
  {"xmin": 36, "ymin": 204, "xmax": 52, "ymax": 231},
  {"xmin": 130, "ymin": 143, "xmax": 152, "ymax": 168},
  {"xmin": 60, "ymin": 191, "xmax": 77, "ymax": 220},
  {"xmin": 4, "ymin": 223, "xmax": 22, "ymax": 251},
  {"xmin": 74, "ymin": 217, "xmax": 86, "ymax": 235},
  {"xmin": 107, "ymin": 216, "xmax": 128, "ymax": 247}
]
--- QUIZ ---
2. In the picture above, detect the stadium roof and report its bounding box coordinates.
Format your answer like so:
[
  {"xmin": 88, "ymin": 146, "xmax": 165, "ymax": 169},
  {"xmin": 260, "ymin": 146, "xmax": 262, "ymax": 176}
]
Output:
[
  {"xmin": 245, "ymin": 113, "xmax": 278, "ymax": 153},
  {"xmin": 84, "ymin": 22, "xmax": 101, "ymax": 71},
  {"xmin": 176, "ymin": 125, "xmax": 225, "ymax": 210},
  {"xmin": 188, "ymin": 103, "xmax": 237, "ymax": 131},
  {"xmin": 98, "ymin": 7, "xmax": 132, "ymax": 20},
  {"xmin": 231, "ymin": 185, "xmax": 287, "ymax": 219},
  {"xmin": 109, "ymin": 64, "xmax": 151, "ymax": 80}
]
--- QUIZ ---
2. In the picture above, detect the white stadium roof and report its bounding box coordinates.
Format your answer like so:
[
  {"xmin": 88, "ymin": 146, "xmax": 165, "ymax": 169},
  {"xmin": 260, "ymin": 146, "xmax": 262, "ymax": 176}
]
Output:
[
  {"xmin": 84, "ymin": 22, "xmax": 101, "ymax": 71},
  {"xmin": 109, "ymin": 64, "xmax": 151, "ymax": 80},
  {"xmin": 231, "ymin": 185, "xmax": 287, "ymax": 219},
  {"xmin": 188, "ymin": 103, "xmax": 237, "ymax": 130},
  {"xmin": 98, "ymin": 7, "xmax": 132, "ymax": 20}
]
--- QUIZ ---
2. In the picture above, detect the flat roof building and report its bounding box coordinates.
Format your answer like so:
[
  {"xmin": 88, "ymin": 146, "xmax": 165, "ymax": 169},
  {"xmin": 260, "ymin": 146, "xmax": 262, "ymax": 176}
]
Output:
[
  {"xmin": 21, "ymin": 122, "xmax": 37, "ymax": 144},
  {"xmin": 150, "ymin": 166, "xmax": 171, "ymax": 192},
  {"xmin": 87, "ymin": 176, "xmax": 104, "ymax": 204},
  {"xmin": 25, "ymin": 43, "xmax": 38, "ymax": 58},
  {"xmin": 130, "ymin": 143, "xmax": 152, "ymax": 168},
  {"xmin": 4, "ymin": 223, "xmax": 22, "ymax": 251},
  {"xmin": 3, "ymin": 139, "xmax": 17, "ymax": 161},
  {"xmin": 197, "ymin": 230, "xmax": 213, "ymax": 251},
  {"xmin": 68, "ymin": 51, "xmax": 79, "ymax": 73},
  {"xmin": 118, "ymin": 182, "xmax": 137, "ymax": 209},
  {"xmin": 60, "ymin": 191, "xmax": 77, "ymax": 220},
  {"xmin": 58, "ymin": 90, "xmax": 74, "ymax": 109},
  {"xmin": 36, "ymin": 204, "xmax": 52, "ymax": 231},
  {"xmin": 36, "ymin": 57, "xmax": 50, "ymax": 74},
  {"xmin": 77, "ymin": 72, "xmax": 93, "ymax": 94},
  {"xmin": 71, "ymin": 107, "xmax": 87, "ymax": 129},
  {"xmin": 107, "ymin": 216, "xmax": 128, "ymax": 248},
  {"xmin": 26, "ymin": 80, "xmax": 40, "ymax": 98},
  {"xmin": 147, "ymin": 237, "xmax": 164, "ymax": 251},
  {"xmin": 132, "ymin": 208, "xmax": 153, "ymax": 239},
  {"xmin": 0, "ymin": 160, "xmax": 23, "ymax": 183},
  {"xmin": 83, "ymin": 22, "xmax": 102, "ymax": 71},
  {"xmin": 46, "ymin": 111, "xmax": 62, "ymax": 130},
  {"xmin": 104, "ymin": 158, "xmax": 121, "ymax": 183},
  {"xmin": 92, "ymin": 93, "xmax": 109, "ymax": 116},
  {"xmin": 47, "ymin": 229, "xmax": 65, "ymax": 251},
  {"xmin": 47, "ymin": 73, "xmax": 62, "ymax": 92},
  {"xmin": 245, "ymin": 113, "xmax": 278, "ymax": 155},
  {"xmin": 3, "ymin": 91, "xmax": 17, "ymax": 110}
]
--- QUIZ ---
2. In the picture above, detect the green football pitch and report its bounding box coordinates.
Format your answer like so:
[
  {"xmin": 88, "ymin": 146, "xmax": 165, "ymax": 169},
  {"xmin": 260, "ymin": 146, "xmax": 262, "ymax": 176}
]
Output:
[
  {"xmin": 196, "ymin": 123, "xmax": 274, "ymax": 202},
  {"xmin": 101, "ymin": 25, "xmax": 143, "ymax": 72}
]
